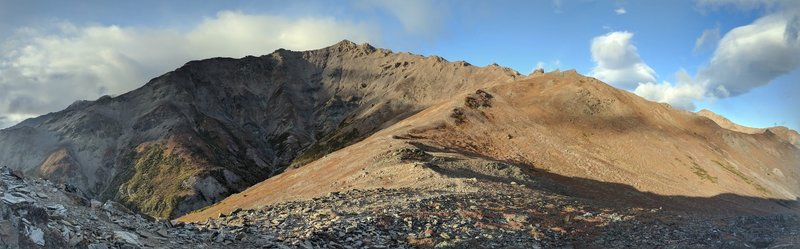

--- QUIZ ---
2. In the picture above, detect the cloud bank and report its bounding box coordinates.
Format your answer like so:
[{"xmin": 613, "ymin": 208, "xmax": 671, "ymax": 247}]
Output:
[
  {"xmin": 634, "ymin": 10, "xmax": 800, "ymax": 110},
  {"xmin": 697, "ymin": 13, "xmax": 800, "ymax": 98},
  {"xmin": 592, "ymin": 7, "xmax": 800, "ymax": 112},
  {"xmin": 633, "ymin": 70, "xmax": 706, "ymax": 110},
  {"xmin": 0, "ymin": 11, "xmax": 378, "ymax": 128}
]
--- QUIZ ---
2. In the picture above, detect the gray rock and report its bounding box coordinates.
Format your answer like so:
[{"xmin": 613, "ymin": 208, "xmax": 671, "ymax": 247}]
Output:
[
  {"xmin": 1, "ymin": 193, "xmax": 31, "ymax": 205},
  {"xmin": 88, "ymin": 243, "xmax": 110, "ymax": 249},
  {"xmin": 25, "ymin": 225, "xmax": 45, "ymax": 246},
  {"xmin": 90, "ymin": 199, "xmax": 103, "ymax": 209},
  {"xmin": 0, "ymin": 220, "xmax": 20, "ymax": 249},
  {"xmin": 113, "ymin": 231, "xmax": 141, "ymax": 246},
  {"xmin": 46, "ymin": 204, "xmax": 67, "ymax": 216},
  {"xmin": 748, "ymin": 237, "xmax": 774, "ymax": 248}
]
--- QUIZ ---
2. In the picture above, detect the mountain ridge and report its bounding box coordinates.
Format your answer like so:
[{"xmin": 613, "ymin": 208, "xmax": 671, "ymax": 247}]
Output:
[
  {"xmin": 0, "ymin": 40, "xmax": 522, "ymax": 218},
  {"xmin": 180, "ymin": 69, "xmax": 800, "ymax": 222},
  {"xmin": 697, "ymin": 109, "xmax": 800, "ymax": 148}
]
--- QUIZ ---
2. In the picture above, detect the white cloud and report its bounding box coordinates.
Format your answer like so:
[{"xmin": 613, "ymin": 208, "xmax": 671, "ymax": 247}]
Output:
[
  {"xmin": 694, "ymin": 25, "xmax": 720, "ymax": 52},
  {"xmin": 697, "ymin": 12, "xmax": 800, "ymax": 98},
  {"xmin": 187, "ymin": 12, "xmax": 377, "ymax": 58},
  {"xmin": 355, "ymin": 0, "xmax": 443, "ymax": 37},
  {"xmin": 633, "ymin": 70, "xmax": 706, "ymax": 110},
  {"xmin": 589, "ymin": 31, "xmax": 657, "ymax": 89},
  {"xmin": 614, "ymin": 8, "xmax": 627, "ymax": 15},
  {"xmin": 590, "ymin": 9, "xmax": 800, "ymax": 112},
  {"xmin": 608, "ymin": 10, "xmax": 800, "ymax": 111},
  {"xmin": 0, "ymin": 114, "xmax": 33, "ymax": 129},
  {"xmin": 0, "ymin": 11, "xmax": 379, "ymax": 128}
]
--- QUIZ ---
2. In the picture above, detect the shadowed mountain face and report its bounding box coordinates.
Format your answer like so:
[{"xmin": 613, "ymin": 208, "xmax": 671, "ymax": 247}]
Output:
[{"xmin": 0, "ymin": 40, "xmax": 521, "ymax": 218}]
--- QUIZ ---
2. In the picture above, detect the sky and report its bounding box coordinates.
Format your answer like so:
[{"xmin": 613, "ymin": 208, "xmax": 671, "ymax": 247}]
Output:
[{"xmin": 0, "ymin": 0, "xmax": 798, "ymax": 130}]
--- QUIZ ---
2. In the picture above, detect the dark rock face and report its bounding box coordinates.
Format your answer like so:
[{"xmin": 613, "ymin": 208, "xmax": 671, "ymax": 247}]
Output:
[{"xmin": 0, "ymin": 40, "xmax": 520, "ymax": 218}]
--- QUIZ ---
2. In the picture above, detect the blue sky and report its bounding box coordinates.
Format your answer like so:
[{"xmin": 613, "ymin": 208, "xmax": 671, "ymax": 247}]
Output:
[{"xmin": 0, "ymin": 0, "xmax": 798, "ymax": 130}]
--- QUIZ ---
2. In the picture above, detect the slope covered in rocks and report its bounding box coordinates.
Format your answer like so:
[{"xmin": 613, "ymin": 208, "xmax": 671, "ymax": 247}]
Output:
[
  {"xmin": 182, "ymin": 70, "xmax": 800, "ymax": 223},
  {"xmin": 5, "ymin": 165, "xmax": 799, "ymax": 248},
  {"xmin": 0, "ymin": 40, "xmax": 521, "ymax": 218}
]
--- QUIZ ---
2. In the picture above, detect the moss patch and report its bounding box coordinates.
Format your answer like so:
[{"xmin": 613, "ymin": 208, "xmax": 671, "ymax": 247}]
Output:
[
  {"xmin": 712, "ymin": 159, "xmax": 768, "ymax": 194},
  {"xmin": 690, "ymin": 162, "xmax": 718, "ymax": 183},
  {"xmin": 119, "ymin": 144, "xmax": 201, "ymax": 219}
]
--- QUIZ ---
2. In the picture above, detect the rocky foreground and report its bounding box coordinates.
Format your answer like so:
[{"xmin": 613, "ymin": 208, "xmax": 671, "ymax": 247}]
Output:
[{"xmin": 2, "ymin": 166, "xmax": 798, "ymax": 249}]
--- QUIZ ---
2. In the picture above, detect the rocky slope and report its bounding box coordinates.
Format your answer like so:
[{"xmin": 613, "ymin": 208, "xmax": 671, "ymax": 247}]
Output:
[
  {"xmin": 5, "ymin": 165, "xmax": 799, "ymax": 248},
  {"xmin": 182, "ymin": 70, "xmax": 800, "ymax": 223},
  {"xmin": 0, "ymin": 40, "xmax": 520, "ymax": 219}
]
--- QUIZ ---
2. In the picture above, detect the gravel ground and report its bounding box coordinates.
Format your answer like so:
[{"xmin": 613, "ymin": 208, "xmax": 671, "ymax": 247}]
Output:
[
  {"xmin": 186, "ymin": 183, "xmax": 800, "ymax": 249},
  {"xmin": 2, "ymin": 165, "xmax": 799, "ymax": 248}
]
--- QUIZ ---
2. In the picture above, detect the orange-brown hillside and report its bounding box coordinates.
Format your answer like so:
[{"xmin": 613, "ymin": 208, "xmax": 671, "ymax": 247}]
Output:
[{"xmin": 179, "ymin": 70, "xmax": 800, "ymax": 222}]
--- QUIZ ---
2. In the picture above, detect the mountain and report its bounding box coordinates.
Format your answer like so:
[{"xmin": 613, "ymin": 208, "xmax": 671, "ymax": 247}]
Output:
[
  {"xmin": 1, "ymin": 40, "xmax": 798, "ymax": 224},
  {"xmin": 0, "ymin": 40, "xmax": 521, "ymax": 218},
  {"xmin": 180, "ymin": 69, "xmax": 800, "ymax": 222},
  {"xmin": 2, "ymin": 40, "xmax": 799, "ymax": 247},
  {"xmin": 698, "ymin": 109, "xmax": 800, "ymax": 148},
  {"xmin": 696, "ymin": 109, "xmax": 766, "ymax": 134},
  {"xmin": 766, "ymin": 126, "xmax": 800, "ymax": 148}
]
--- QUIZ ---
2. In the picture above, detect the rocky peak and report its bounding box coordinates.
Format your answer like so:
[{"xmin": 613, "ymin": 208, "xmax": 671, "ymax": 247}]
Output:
[
  {"xmin": 328, "ymin": 39, "xmax": 375, "ymax": 54},
  {"xmin": 333, "ymin": 39, "xmax": 357, "ymax": 48}
]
